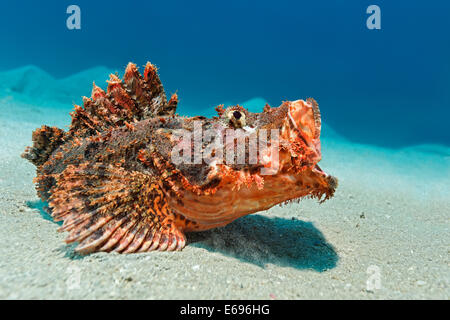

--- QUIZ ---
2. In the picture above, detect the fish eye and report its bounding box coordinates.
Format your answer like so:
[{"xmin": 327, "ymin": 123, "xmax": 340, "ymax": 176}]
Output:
[
  {"xmin": 227, "ymin": 109, "xmax": 246, "ymax": 128},
  {"xmin": 233, "ymin": 110, "xmax": 242, "ymax": 119}
]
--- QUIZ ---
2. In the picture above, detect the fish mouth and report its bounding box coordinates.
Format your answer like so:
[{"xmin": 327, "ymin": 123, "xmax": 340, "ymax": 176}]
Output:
[
  {"xmin": 168, "ymin": 164, "xmax": 338, "ymax": 231},
  {"xmin": 310, "ymin": 164, "xmax": 338, "ymax": 202}
]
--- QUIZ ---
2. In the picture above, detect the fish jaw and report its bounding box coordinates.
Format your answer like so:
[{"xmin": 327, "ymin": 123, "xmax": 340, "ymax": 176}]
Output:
[{"xmin": 168, "ymin": 165, "xmax": 337, "ymax": 232}]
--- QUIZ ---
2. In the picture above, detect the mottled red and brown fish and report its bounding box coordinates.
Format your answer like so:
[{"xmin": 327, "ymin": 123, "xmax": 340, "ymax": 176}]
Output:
[{"xmin": 22, "ymin": 61, "xmax": 337, "ymax": 254}]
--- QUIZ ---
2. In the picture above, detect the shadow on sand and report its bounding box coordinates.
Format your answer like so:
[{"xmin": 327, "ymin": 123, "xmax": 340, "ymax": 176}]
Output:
[
  {"xmin": 27, "ymin": 200, "xmax": 84, "ymax": 259},
  {"xmin": 26, "ymin": 200, "xmax": 61, "ymax": 225},
  {"xmin": 26, "ymin": 200, "xmax": 338, "ymax": 270},
  {"xmin": 188, "ymin": 215, "xmax": 338, "ymax": 272}
]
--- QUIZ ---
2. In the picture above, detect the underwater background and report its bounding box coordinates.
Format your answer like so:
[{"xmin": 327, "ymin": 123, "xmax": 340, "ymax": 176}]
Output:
[
  {"xmin": 0, "ymin": 0, "xmax": 449, "ymax": 148},
  {"xmin": 0, "ymin": 1, "xmax": 449, "ymax": 300}
]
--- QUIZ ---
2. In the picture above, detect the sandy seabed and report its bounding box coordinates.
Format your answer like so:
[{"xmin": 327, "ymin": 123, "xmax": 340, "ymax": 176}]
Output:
[{"xmin": 0, "ymin": 67, "xmax": 448, "ymax": 299}]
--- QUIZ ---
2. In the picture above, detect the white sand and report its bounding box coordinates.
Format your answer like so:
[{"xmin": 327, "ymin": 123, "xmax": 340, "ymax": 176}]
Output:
[{"xmin": 0, "ymin": 67, "xmax": 448, "ymax": 299}]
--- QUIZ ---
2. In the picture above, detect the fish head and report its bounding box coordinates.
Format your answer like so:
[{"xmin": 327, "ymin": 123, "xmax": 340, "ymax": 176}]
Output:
[{"xmin": 152, "ymin": 99, "xmax": 337, "ymax": 230}]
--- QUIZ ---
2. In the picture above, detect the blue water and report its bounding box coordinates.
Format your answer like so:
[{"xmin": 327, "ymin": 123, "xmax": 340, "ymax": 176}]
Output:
[{"xmin": 0, "ymin": 0, "xmax": 449, "ymax": 147}]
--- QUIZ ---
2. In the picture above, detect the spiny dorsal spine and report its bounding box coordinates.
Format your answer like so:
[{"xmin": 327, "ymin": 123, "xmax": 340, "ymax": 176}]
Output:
[{"xmin": 69, "ymin": 62, "xmax": 178, "ymax": 139}]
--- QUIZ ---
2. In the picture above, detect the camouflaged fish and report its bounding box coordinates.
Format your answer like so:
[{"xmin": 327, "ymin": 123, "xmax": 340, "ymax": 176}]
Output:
[{"xmin": 22, "ymin": 61, "xmax": 337, "ymax": 254}]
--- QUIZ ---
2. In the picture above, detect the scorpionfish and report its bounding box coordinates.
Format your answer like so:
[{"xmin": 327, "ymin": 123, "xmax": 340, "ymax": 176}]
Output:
[{"xmin": 22, "ymin": 62, "xmax": 337, "ymax": 254}]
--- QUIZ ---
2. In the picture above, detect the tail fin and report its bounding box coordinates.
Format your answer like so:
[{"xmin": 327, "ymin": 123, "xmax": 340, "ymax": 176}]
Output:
[{"xmin": 22, "ymin": 125, "xmax": 66, "ymax": 166}]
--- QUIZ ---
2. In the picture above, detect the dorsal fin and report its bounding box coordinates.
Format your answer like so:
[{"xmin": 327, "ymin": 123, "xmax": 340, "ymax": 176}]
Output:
[{"xmin": 68, "ymin": 62, "xmax": 178, "ymax": 138}]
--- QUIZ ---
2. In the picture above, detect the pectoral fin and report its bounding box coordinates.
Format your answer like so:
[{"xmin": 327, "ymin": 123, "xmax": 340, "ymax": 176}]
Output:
[{"xmin": 48, "ymin": 162, "xmax": 186, "ymax": 254}]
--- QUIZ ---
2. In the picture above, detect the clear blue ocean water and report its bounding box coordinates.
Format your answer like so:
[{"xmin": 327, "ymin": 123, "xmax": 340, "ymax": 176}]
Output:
[{"xmin": 0, "ymin": 0, "xmax": 449, "ymax": 148}]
